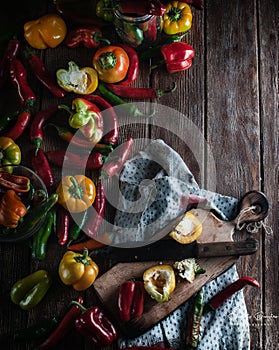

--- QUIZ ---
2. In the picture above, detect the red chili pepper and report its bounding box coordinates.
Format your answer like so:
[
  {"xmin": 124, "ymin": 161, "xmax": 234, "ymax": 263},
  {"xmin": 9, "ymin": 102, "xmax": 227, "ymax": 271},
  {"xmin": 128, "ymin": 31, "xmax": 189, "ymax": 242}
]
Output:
[
  {"xmin": 73, "ymin": 302, "xmax": 118, "ymax": 347},
  {"xmin": 118, "ymin": 280, "xmax": 145, "ymax": 322},
  {"xmin": 46, "ymin": 149, "xmax": 105, "ymax": 170},
  {"xmin": 104, "ymin": 82, "xmax": 177, "ymax": 99},
  {"xmin": 119, "ymin": 0, "xmax": 167, "ymax": 16},
  {"xmin": 25, "ymin": 46, "xmax": 66, "ymax": 98},
  {"xmin": 101, "ymin": 136, "xmax": 133, "ymax": 178},
  {"xmin": 30, "ymin": 105, "xmax": 59, "ymax": 153},
  {"xmin": 84, "ymin": 94, "xmax": 119, "ymax": 146},
  {"xmin": 47, "ymin": 123, "xmax": 113, "ymax": 154},
  {"xmin": 3, "ymin": 110, "xmax": 31, "ymax": 140},
  {"xmin": 204, "ymin": 276, "xmax": 260, "ymax": 313},
  {"xmin": 0, "ymin": 38, "xmax": 20, "ymax": 88},
  {"xmin": 160, "ymin": 42, "xmax": 195, "ymax": 74},
  {"xmin": 38, "ymin": 295, "xmax": 84, "ymax": 349},
  {"xmin": 65, "ymin": 26, "xmax": 110, "ymax": 48},
  {"xmin": 56, "ymin": 204, "xmax": 71, "ymax": 246},
  {"xmin": 31, "ymin": 148, "xmax": 55, "ymax": 193},
  {"xmin": 117, "ymin": 44, "xmax": 139, "ymax": 86},
  {"xmin": 83, "ymin": 180, "xmax": 106, "ymax": 239},
  {"xmin": 9, "ymin": 58, "xmax": 37, "ymax": 106}
]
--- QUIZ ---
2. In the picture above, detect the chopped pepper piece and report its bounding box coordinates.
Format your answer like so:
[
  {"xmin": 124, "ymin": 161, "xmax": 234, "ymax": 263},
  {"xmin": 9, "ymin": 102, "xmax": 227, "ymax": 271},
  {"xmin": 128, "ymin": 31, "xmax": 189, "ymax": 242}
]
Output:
[
  {"xmin": 10, "ymin": 269, "xmax": 52, "ymax": 310},
  {"xmin": 24, "ymin": 13, "xmax": 67, "ymax": 49},
  {"xmin": 58, "ymin": 248, "xmax": 99, "ymax": 291},
  {"xmin": 56, "ymin": 61, "xmax": 98, "ymax": 94},
  {"xmin": 56, "ymin": 175, "xmax": 96, "ymax": 213},
  {"xmin": 0, "ymin": 190, "xmax": 27, "ymax": 228},
  {"xmin": 0, "ymin": 171, "xmax": 30, "ymax": 193},
  {"xmin": 169, "ymin": 211, "xmax": 202, "ymax": 244},
  {"xmin": 143, "ymin": 264, "xmax": 176, "ymax": 303},
  {"xmin": 59, "ymin": 97, "xmax": 103, "ymax": 142},
  {"xmin": 163, "ymin": 1, "xmax": 192, "ymax": 35},
  {"xmin": 160, "ymin": 41, "xmax": 195, "ymax": 73},
  {"xmin": 118, "ymin": 280, "xmax": 145, "ymax": 322}
]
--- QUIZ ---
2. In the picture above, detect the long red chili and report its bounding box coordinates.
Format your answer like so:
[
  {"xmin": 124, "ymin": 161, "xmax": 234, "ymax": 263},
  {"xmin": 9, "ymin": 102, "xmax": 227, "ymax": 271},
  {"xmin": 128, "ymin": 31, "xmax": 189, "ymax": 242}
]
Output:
[
  {"xmin": 84, "ymin": 94, "xmax": 119, "ymax": 145},
  {"xmin": 25, "ymin": 47, "xmax": 66, "ymax": 98},
  {"xmin": 56, "ymin": 205, "xmax": 71, "ymax": 246},
  {"xmin": 205, "ymin": 276, "xmax": 260, "ymax": 312},
  {"xmin": 117, "ymin": 44, "xmax": 139, "ymax": 86},
  {"xmin": 83, "ymin": 180, "xmax": 106, "ymax": 239},
  {"xmin": 9, "ymin": 58, "xmax": 37, "ymax": 106},
  {"xmin": 104, "ymin": 82, "xmax": 177, "ymax": 99},
  {"xmin": 31, "ymin": 148, "xmax": 55, "ymax": 193},
  {"xmin": 46, "ymin": 149, "xmax": 105, "ymax": 170},
  {"xmin": 101, "ymin": 137, "xmax": 133, "ymax": 178},
  {"xmin": 30, "ymin": 105, "xmax": 59, "ymax": 152},
  {"xmin": 38, "ymin": 295, "xmax": 84, "ymax": 349},
  {"xmin": 3, "ymin": 111, "xmax": 31, "ymax": 140},
  {"xmin": 0, "ymin": 38, "xmax": 21, "ymax": 88}
]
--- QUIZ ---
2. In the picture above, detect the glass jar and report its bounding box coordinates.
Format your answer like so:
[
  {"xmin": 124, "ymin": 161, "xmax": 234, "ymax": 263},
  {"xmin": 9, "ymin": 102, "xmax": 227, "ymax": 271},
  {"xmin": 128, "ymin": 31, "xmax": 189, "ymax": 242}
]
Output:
[{"xmin": 112, "ymin": 4, "xmax": 163, "ymax": 49}]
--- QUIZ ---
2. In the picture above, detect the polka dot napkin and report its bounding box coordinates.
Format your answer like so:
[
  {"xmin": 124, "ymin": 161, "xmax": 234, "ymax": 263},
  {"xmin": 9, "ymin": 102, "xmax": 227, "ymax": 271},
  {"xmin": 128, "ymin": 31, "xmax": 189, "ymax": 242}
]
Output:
[{"xmin": 114, "ymin": 139, "xmax": 250, "ymax": 350}]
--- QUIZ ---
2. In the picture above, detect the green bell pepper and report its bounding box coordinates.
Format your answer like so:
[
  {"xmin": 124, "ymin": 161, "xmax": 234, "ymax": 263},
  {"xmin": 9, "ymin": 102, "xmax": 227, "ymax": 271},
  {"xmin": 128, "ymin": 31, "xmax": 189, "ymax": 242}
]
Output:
[
  {"xmin": 10, "ymin": 269, "xmax": 52, "ymax": 310},
  {"xmin": 96, "ymin": 0, "xmax": 114, "ymax": 22},
  {"xmin": 0, "ymin": 136, "xmax": 21, "ymax": 172}
]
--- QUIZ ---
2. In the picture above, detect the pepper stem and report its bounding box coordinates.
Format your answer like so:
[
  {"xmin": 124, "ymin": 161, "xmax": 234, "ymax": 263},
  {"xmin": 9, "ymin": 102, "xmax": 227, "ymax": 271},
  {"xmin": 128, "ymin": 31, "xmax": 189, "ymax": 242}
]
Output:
[
  {"xmin": 58, "ymin": 104, "xmax": 73, "ymax": 116},
  {"xmin": 93, "ymin": 32, "xmax": 111, "ymax": 46},
  {"xmin": 156, "ymin": 82, "xmax": 177, "ymax": 98},
  {"xmin": 71, "ymin": 300, "xmax": 88, "ymax": 313}
]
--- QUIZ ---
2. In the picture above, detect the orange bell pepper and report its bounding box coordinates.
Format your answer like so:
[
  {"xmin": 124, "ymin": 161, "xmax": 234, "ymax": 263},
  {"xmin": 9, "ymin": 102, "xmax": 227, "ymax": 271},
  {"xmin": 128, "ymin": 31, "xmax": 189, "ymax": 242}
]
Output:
[
  {"xmin": 58, "ymin": 248, "xmax": 99, "ymax": 291},
  {"xmin": 56, "ymin": 175, "xmax": 96, "ymax": 213},
  {"xmin": 24, "ymin": 13, "xmax": 67, "ymax": 49},
  {"xmin": 92, "ymin": 45, "xmax": 129, "ymax": 83},
  {"xmin": 0, "ymin": 189, "xmax": 27, "ymax": 228}
]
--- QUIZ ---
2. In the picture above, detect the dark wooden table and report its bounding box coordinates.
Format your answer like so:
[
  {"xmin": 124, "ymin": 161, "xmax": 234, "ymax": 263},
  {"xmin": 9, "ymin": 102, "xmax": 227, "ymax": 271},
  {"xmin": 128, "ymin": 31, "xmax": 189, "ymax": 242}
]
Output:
[{"xmin": 0, "ymin": 1, "xmax": 278, "ymax": 349}]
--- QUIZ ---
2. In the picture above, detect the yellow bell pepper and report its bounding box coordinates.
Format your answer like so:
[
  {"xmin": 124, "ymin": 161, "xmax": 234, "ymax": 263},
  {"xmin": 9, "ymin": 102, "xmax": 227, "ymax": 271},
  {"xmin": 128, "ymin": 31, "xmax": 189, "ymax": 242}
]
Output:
[
  {"xmin": 56, "ymin": 175, "xmax": 96, "ymax": 213},
  {"xmin": 163, "ymin": 1, "xmax": 192, "ymax": 35},
  {"xmin": 59, "ymin": 249, "xmax": 99, "ymax": 291},
  {"xmin": 24, "ymin": 13, "xmax": 67, "ymax": 49},
  {"xmin": 169, "ymin": 211, "xmax": 202, "ymax": 244},
  {"xmin": 56, "ymin": 61, "xmax": 98, "ymax": 94},
  {"xmin": 143, "ymin": 264, "xmax": 176, "ymax": 303}
]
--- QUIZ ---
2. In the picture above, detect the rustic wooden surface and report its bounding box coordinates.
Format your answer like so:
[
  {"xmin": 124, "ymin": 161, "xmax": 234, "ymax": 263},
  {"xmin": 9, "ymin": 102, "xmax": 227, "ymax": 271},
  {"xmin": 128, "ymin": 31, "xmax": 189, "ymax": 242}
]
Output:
[{"xmin": 0, "ymin": 1, "xmax": 278, "ymax": 349}]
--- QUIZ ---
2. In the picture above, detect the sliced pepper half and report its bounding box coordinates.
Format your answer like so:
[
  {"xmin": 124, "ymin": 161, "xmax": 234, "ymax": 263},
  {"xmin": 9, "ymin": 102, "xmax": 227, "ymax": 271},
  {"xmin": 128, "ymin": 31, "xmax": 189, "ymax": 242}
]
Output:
[
  {"xmin": 56, "ymin": 61, "xmax": 98, "ymax": 94},
  {"xmin": 143, "ymin": 264, "xmax": 176, "ymax": 303},
  {"xmin": 169, "ymin": 211, "xmax": 202, "ymax": 244}
]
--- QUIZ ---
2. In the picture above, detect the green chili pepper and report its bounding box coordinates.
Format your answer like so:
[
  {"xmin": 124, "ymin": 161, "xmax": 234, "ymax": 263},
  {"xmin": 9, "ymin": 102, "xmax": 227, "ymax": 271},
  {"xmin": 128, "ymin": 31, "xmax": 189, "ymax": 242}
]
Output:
[
  {"xmin": 10, "ymin": 269, "xmax": 52, "ymax": 310},
  {"xmin": 14, "ymin": 316, "xmax": 59, "ymax": 342},
  {"xmin": 185, "ymin": 289, "xmax": 204, "ymax": 349},
  {"xmin": 98, "ymin": 82, "xmax": 155, "ymax": 118},
  {"xmin": 68, "ymin": 210, "xmax": 88, "ymax": 246},
  {"xmin": 123, "ymin": 23, "xmax": 144, "ymax": 47},
  {"xmin": 32, "ymin": 209, "xmax": 56, "ymax": 259},
  {"xmin": 15, "ymin": 193, "xmax": 58, "ymax": 235}
]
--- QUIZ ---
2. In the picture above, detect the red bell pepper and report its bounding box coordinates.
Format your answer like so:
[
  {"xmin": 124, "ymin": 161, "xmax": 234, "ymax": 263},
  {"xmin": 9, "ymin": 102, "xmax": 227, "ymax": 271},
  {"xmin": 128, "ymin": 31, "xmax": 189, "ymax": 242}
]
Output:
[
  {"xmin": 73, "ymin": 301, "xmax": 118, "ymax": 346},
  {"xmin": 118, "ymin": 280, "xmax": 145, "ymax": 322},
  {"xmin": 160, "ymin": 42, "xmax": 195, "ymax": 73},
  {"xmin": 65, "ymin": 26, "xmax": 110, "ymax": 48}
]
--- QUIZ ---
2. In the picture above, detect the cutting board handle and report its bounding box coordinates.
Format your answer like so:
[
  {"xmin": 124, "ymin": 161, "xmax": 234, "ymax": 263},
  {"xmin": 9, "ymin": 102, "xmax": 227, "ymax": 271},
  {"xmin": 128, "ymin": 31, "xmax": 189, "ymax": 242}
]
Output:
[{"xmin": 233, "ymin": 190, "xmax": 269, "ymax": 228}]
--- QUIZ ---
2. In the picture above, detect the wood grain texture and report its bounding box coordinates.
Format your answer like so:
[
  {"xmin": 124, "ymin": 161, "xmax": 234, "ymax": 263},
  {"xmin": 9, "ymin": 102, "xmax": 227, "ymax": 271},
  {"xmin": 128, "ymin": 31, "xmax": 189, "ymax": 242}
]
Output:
[{"xmin": 0, "ymin": 0, "xmax": 277, "ymax": 349}]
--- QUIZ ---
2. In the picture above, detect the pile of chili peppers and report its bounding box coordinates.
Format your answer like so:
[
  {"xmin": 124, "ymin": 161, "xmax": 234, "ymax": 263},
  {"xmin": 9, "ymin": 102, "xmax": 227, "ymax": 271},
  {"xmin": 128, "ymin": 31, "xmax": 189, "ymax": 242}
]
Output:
[{"xmin": 0, "ymin": 2, "xmax": 263, "ymax": 350}]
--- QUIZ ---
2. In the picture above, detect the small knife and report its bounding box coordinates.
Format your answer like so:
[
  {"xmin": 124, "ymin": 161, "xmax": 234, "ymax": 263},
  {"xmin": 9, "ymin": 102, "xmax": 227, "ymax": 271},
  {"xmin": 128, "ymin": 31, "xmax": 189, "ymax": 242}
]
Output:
[{"xmin": 92, "ymin": 237, "xmax": 259, "ymax": 265}]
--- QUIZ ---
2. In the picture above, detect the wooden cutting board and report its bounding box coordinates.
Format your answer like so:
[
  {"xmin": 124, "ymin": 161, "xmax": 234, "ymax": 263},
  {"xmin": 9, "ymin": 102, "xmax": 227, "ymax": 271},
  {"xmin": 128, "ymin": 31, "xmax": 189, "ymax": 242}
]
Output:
[{"xmin": 93, "ymin": 191, "xmax": 268, "ymax": 337}]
